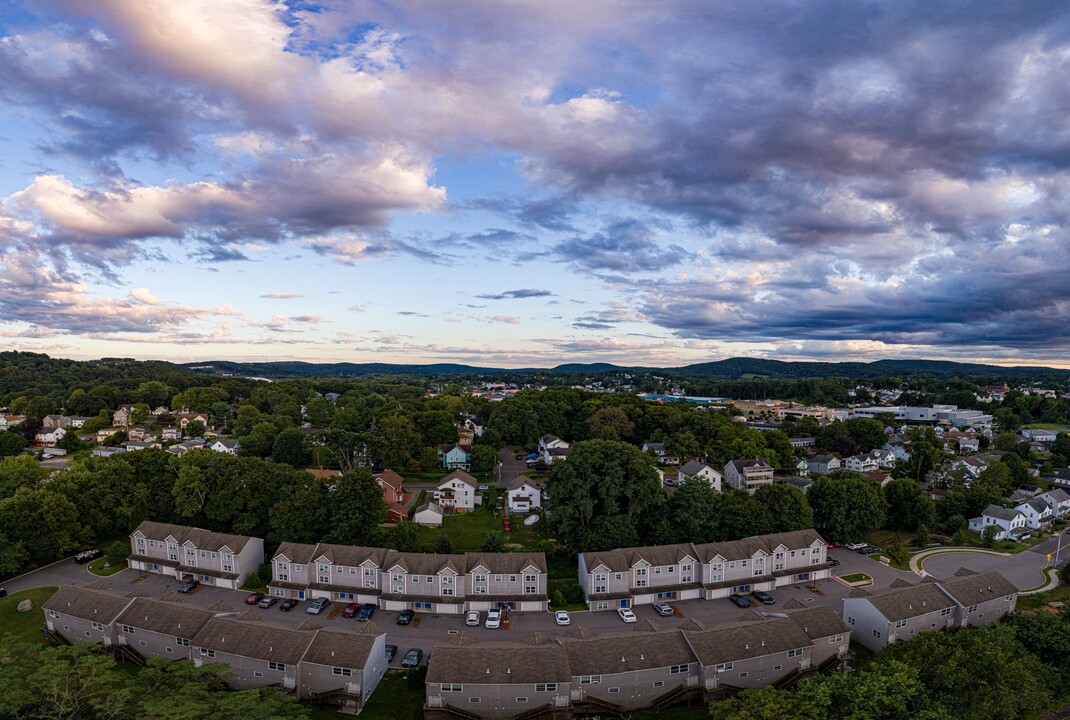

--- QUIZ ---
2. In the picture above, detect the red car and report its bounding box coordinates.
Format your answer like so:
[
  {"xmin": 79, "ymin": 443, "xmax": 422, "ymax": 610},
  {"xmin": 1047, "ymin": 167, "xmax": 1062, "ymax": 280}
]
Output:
[
  {"xmin": 245, "ymin": 592, "xmax": 264, "ymax": 605},
  {"xmin": 341, "ymin": 603, "xmax": 359, "ymax": 618}
]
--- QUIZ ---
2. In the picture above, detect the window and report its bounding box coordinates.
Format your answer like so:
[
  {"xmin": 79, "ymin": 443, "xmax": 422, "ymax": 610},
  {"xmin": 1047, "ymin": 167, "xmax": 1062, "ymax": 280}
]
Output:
[
  {"xmin": 741, "ymin": 560, "xmax": 748, "ymax": 568},
  {"xmin": 427, "ymin": 576, "xmax": 434, "ymax": 583},
  {"xmin": 595, "ymin": 602, "xmax": 609, "ymax": 610},
  {"xmin": 525, "ymin": 585, "xmax": 537, "ymax": 594},
  {"xmin": 738, "ymin": 672, "xmax": 749, "ymax": 678},
  {"xmin": 122, "ymin": 624, "xmax": 135, "ymax": 634},
  {"xmin": 474, "ymin": 587, "xmax": 487, "ymax": 594},
  {"xmin": 269, "ymin": 662, "xmax": 286, "ymax": 671},
  {"xmin": 277, "ymin": 572, "xmax": 289, "ymax": 582},
  {"xmin": 615, "ymin": 573, "xmax": 624, "ymax": 580},
  {"xmin": 715, "ymin": 662, "xmax": 733, "ymax": 672},
  {"xmin": 1005, "ymin": 594, "xmax": 1014, "ymax": 601},
  {"xmin": 92, "ymin": 622, "xmax": 105, "ymax": 631},
  {"xmin": 967, "ymin": 604, "xmax": 978, "ymax": 612},
  {"xmin": 753, "ymin": 567, "xmax": 763, "ymax": 576},
  {"xmin": 393, "ymin": 574, "xmax": 403, "ymax": 583},
  {"xmin": 48, "ymin": 610, "xmax": 58, "ymax": 619},
  {"xmin": 474, "ymin": 574, "xmax": 487, "ymax": 583},
  {"xmin": 319, "ymin": 575, "xmax": 330, "ymax": 584},
  {"xmin": 635, "ymin": 568, "xmax": 647, "ymax": 577},
  {"xmin": 635, "ymin": 579, "xmax": 648, "ymax": 587},
  {"xmin": 579, "ymin": 676, "xmax": 601, "ymax": 684},
  {"xmin": 166, "ymin": 647, "xmax": 173, "ymax": 654},
  {"xmin": 595, "ymin": 585, "xmax": 607, "ymax": 593},
  {"xmin": 525, "ymin": 574, "xmax": 537, "ymax": 583},
  {"xmin": 669, "ymin": 664, "xmax": 688, "ymax": 674},
  {"xmin": 364, "ymin": 579, "xmax": 376, "ymax": 588},
  {"xmin": 222, "ymin": 564, "xmax": 233, "ymax": 573},
  {"xmin": 872, "ymin": 630, "xmax": 882, "ymax": 639},
  {"xmin": 608, "ymin": 687, "xmax": 620, "ymax": 694},
  {"xmin": 654, "ymin": 567, "xmax": 661, "ymax": 575},
  {"xmin": 829, "ymin": 634, "xmax": 844, "ymax": 643},
  {"xmin": 711, "ymin": 562, "xmax": 722, "ymax": 571},
  {"xmin": 176, "ymin": 637, "xmax": 190, "ymax": 646},
  {"xmin": 85, "ymin": 631, "xmax": 91, "ymax": 637},
  {"xmin": 333, "ymin": 668, "xmax": 353, "ymax": 677},
  {"xmin": 443, "ymin": 576, "xmax": 454, "ymax": 585},
  {"xmin": 200, "ymin": 648, "xmax": 216, "ymax": 658},
  {"xmin": 412, "ymin": 576, "xmax": 420, "ymax": 583},
  {"xmin": 443, "ymin": 588, "xmax": 455, "ymax": 596},
  {"xmin": 469, "ymin": 698, "xmax": 480, "ymax": 704},
  {"xmin": 392, "ymin": 584, "xmax": 404, "ymax": 594},
  {"xmin": 811, "ymin": 556, "xmax": 822, "ymax": 565},
  {"xmin": 211, "ymin": 552, "xmax": 217, "ymax": 559},
  {"xmin": 254, "ymin": 671, "xmax": 264, "ymax": 678},
  {"xmin": 200, "ymin": 550, "xmax": 206, "ymax": 558},
  {"xmin": 787, "ymin": 648, "xmax": 804, "ymax": 658},
  {"xmin": 653, "ymin": 681, "xmax": 664, "ymax": 688},
  {"xmin": 442, "ymin": 683, "xmax": 462, "ymax": 692},
  {"xmin": 709, "ymin": 574, "xmax": 723, "ymax": 582},
  {"xmin": 894, "ymin": 620, "xmax": 907, "ymax": 628},
  {"xmin": 138, "ymin": 640, "xmax": 146, "ymax": 647},
  {"xmin": 773, "ymin": 665, "xmax": 782, "ymax": 671},
  {"xmin": 847, "ymin": 617, "xmax": 855, "ymax": 626},
  {"xmin": 337, "ymin": 567, "xmax": 343, "ymax": 574},
  {"xmin": 535, "ymin": 683, "xmax": 557, "ymax": 692},
  {"xmin": 516, "ymin": 697, "xmax": 528, "ymax": 704},
  {"xmin": 319, "ymin": 564, "xmax": 329, "ymax": 573},
  {"xmin": 495, "ymin": 575, "xmax": 503, "ymax": 582},
  {"xmin": 940, "ymin": 607, "xmax": 953, "ymax": 616}
]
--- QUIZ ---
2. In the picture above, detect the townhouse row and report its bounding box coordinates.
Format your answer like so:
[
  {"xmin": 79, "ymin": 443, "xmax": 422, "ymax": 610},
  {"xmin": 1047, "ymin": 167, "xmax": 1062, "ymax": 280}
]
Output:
[
  {"xmin": 843, "ymin": 569, "xmax": 1019, "ymax": 652},
  {"xmin": 127, "ymin": 521, "xmax": 549, "ymax": 614},
  {"xmin": 425, "ymin": 604, "xmax": 851, "ymax": 719},
  {"xmin": 578, "ymin": 529, "xmax": 832, "ymax": 611},
  {"xmin": 43, "ymin": 586, "xmax": 388, "ymax": 714}
]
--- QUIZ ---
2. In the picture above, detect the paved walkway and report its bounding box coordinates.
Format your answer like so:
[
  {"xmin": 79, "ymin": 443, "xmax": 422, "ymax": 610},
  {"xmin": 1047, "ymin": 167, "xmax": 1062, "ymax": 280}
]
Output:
[{"xmin": 909, "ymin": 547, "xmax": 1010, "ymax": 574}]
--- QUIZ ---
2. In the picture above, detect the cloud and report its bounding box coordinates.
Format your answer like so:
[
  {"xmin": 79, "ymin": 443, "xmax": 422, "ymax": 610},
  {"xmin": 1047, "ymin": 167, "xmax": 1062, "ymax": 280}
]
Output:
[
  {"xmin": 129, "ymin": 287, "xmax": 160, "ymax": 305},
  {"xmin": 289, "ymin": 315, "xmax": 323, "ymax": 324},
  {"xmin": 553, "ymin": 219, "xmax": 688, "ymax": 273},
  {"xmin": 397, "ymin": 310, "xmax": 429, "ymax": 317},
  {"xmin": 490, "ymin": 315, "xmax": 520, "ymax": 324},
  {"xmin": 476, "ymin": 288, "xmax": 555, "ymax": 300},
  {"xmin": 262, "ymin": 292, "xmax": 303, "ymax": 299}
]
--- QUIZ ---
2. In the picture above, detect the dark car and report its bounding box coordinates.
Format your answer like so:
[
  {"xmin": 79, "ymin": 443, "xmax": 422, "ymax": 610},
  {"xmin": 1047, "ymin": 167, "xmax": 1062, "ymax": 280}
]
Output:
[
  {"xmin": 341, "ymin": 603, "xmax": 359, "ymax": 618},
  {"xmin": 751, "ymin": 590, "xmax": 775, "ymax": 605},
  {"xmin": 0, "ymin": 588, "xmax": 6, "ymax": 599},
  {"xmin": 178, "ymin": 579, "xmax": 200, "ymax": 594},
  {"xmin": 727, "ymin": 594, "xmax": 750, "ymax": 608},
  {"xmin": 356, "ymin": 603, "xmax": 376, "ymax": 621},
  {"xmin": 280, "ymin": 599, "xmax": 299, "ymax": 611},
  {"xmin": 385, "ymin": 644, "xmax": 398, "ymax": 662},
  {"xmin": 397, "ymin": 609, "xmax": 415, "ymax": 625},
  {"xmin": 245, "ymin": 592, "xmax": 264, "ymax": 605},
  {"xmin": 258, "ymin": 596, "xmax": 278, "ymax": 609},
  {"xmin": 74, "ymin": 549, "xmax": 103, "ymax": 564},
  {"xmin": 401, "ymin": 648, "xmax": 423, "ymax": 668},
  {"xmin": 827, "ymin": 557, "xmax": 840, "ymax": 567}
]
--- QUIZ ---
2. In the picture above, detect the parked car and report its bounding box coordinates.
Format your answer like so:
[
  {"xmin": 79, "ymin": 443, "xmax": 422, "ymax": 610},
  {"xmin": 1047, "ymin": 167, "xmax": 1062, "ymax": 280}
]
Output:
[
  {"xmin": 486, "ymin": 609, "xmax": 502, "ymax": 629},
  {"xmin": 465, "ymin": 610, "xmax": 481, "ymax": 626},
  {"xmin": 515, "ymin": 453, "xmax": 524, "ymax": 459},
  {"xmin": 177, "ymin": 579, "xmax": 200, "ymax": 594},
  {"xmin": 74, "ymin": 549, "xmax": 103, "ymax": 564},
  {"xmin": 245, "ymin": 592, "xmax": 264, "ymax": 605},
  {"xmin": 827, "ymin": 542, "xmax": 843, "ymax": 548},
  {"xmin": 401, "ymin": 648, "xmax": 423, "ymax": 668},
  {"xmin": 844, "ymin": 542, "xmax": 867, "ymax": 551},
  {"xmin": 617, "ymin": 607, "xmax": 638, "ymax": 623},
  {"xmin": 555, "ymin": 611, "xmax": 571, "ymax": 625},
  {"xmin": 727, "ymin": 594, "xmax": 750, "ymax": 608},
  {"xmin": 664, "ymin": 478, "xmax": 675, "ymax": 487},
  {"xmin": 385, "ymin": 644, "xmax": 398, "ymax": 662},
  {"xmin": 397, "ymin": 609, "xmax": 415, "ymax": 625},
  {"xmin": 859, "ymin": 545, "xmax": 878, "ymax": 554},
  {"xmin": 0, "ymin": 588, "xmax": 6, "ymax": 599},
  {"xmin": 827, "ymin": 558, "xmax": 840, "ymax": 567},
  {"xmin": 478, "ymin": 484, "xmax": 489, "ymax": 492},
  {"xmin": 341, "ymin": 603, "xmax": 359, "ymax": 618},
  {"xmin": 280, "ymin": 599, "xmax": 299, "ymax": 611},
  {"xmin": 751, "ymin": 590, "xmax": 775, "ymax": 605},
  {"xmin": 654, "ymin": 602, "xmax": 675, "ymax": 616},
  {"xmin": 356, "ymin": 603, "xmax": 376, "ymax": 621},
  {"xmin": 258, "ymin": 596, "xmax": 279, "ymax": 609},
  {"xmin": 306, "ymin": 597, "xmax": 330, "ymax": 615}
]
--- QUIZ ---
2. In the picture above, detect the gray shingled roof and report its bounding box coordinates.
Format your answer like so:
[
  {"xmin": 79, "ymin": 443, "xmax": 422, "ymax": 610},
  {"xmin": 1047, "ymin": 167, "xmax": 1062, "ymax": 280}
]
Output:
[
  {"xmin": 131, "ymin": 520, "xmax": 256, "ymax": 553},
  {"xmin": 862, "ymin": 583, "xmax": 956, "ymax": 622},
  {"xmin": 786, "ymin": 606, "xmax": 850, "ymax": 640},
  {"xmin": 273, "ymin": 542, "xmax": 319, "ymax": 565},
  {"xmin": 982, "ymin": 505, "xmax": 1024, "ymax": 522},
  {"xmin": 44, "ymin": 586, "xmax": 132, "ymax": 623},
  {"xmin": 563, "ymin": 631, "xmax": 696, "ymax": 675},
  {"xmin": 314, "ymin": 543, "xmax": 391, "ymax": 569},
  {"xmin": 439, "ymin": 469, "xmax": 479, "ymax": 487},
  {"xmin": 684, "ymin": 618, "xmax": 812, "ymax": 667},
  {"xmin": 679, "ymin": 460, "xmax": 715, "ymax": 477},
  {"xmin": 427, "ymin": 644, "xmax": 571, "ymax": 684},
  {"xmin": 584, "ymin": 543, "xmax": 698, "ymax": 572},
  {"xmin": 938, "ymin": 571, "xmax": 1018, "ymax": 606},
  {"xmin": 115, "ymin": 598, "xmax": 213, "ymax": 638},
  {"xmin": 301, "ymin": 627, "xmax": 382, "ymax": 668},
  {"xmin": 191, "ymin": 618, "xmax": 312, "ymax": 665},
  {"xmin": 465, "ymin": 552, "xmax": 547, "ymax": 574}
]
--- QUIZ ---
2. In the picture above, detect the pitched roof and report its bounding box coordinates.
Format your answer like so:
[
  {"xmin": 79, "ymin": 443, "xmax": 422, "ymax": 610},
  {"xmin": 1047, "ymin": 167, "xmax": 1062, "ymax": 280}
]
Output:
[
  {"xmin": 726, "ymin": 458, "xmax": 773, "ymax": 472},
  {"xmin": 858, "ymin": 583, "xmax": 956, "ymax": 622},
  {"xmin": 44, "ymin": 586, "xmax": 132, "ymax": 623},
  {"xmin": 426, "ymin": 644, "xmax": 571, "ymax": 684},
  {"xmin": 684, "ymin": 618, "xmax": 811, "ymax": 667},
  {"xmin": 583, "ymin": 543, "xmax": 697, "ymax": 572},
  {"xmin": 115, "ymin": 598, "xmax": 213, "ymax": 638},
  {"xmin": 314, "ymin": 543, "xmax": 391, "ymax": 569},
  {"xmin": 1042, "ymin": 488, "xmax": 1070, "ymax": 503},
  {"xmin": 563, "ymin": 631, "xmax": 696, "ymax": 675},
  {"xmin": 130, "ymin": 520, "xmax": 257, "ymax": 553},
  {"xmin": 301, "ymin": 626, "xmax": 383, "ymax": 668},
  {"xmin": 385, "ymin": 550, "xmax": 466, "ymax": 575},
  {"xmin": 191, "ymin": 618, "xmax": 312, "ymax": 665},
  {"xmin": 680, "ymin": 460, "xmax": 716, "ymax": 477},
  {"xmin": 465, "ymin": 552, "xmax": 547, "ymax": 574},
  {"xmin": 439, "ymin": 469, "xmax": 479, "ymax": 487},
  {"xmin": 274, "ymin": 541, "xmax": 319, "ymax": 565},
  {"xmin": 415, "ymin": 501, "xmax": 444, "ymax": 516},
  {"xmin": 983, "ymin": 505, "xmax": 1024, "ymax": 522},
  {"xmin": 786, "ymin": 606, "xmax": 850, "ymax": 640},
  {"xmin": 505, "ymin": 475, "xmax": 541, "ymax": 491},
  {"xmin": 938, "ymin": 571, "xmax": 1018, "ymax": 606},
  {"xmin": 376, "ymin": 469, "xmax": 405, "ymax": 491}
]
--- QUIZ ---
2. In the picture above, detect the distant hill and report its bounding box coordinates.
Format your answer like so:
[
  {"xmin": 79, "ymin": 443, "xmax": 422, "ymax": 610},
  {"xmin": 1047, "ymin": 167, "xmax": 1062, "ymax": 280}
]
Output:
[{"xmin": 180, "ymin": 357, "xmax": 1070, "ymax": 381}]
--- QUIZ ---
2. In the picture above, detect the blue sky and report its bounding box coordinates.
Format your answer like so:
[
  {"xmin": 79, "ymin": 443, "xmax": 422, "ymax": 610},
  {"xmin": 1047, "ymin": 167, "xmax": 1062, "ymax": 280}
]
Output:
[{"xmin": 1, "ymin": 0, "xmax": 1070, "ymax": 367}]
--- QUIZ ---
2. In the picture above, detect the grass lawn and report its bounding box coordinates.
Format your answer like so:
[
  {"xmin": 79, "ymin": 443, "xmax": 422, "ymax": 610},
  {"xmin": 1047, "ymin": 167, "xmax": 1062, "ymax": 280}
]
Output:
[
  {"xmin": 414, "ymin": 505, "xmax": 500, "ymax": 552},
  {"xmin": 87, "ymin": 558, "xmax": 127, "ymax": 576},
  {"xmin": 304, "ymin": 671, "xmax": 424, "ymax": 720},
  {"xmin": 839, "ymin": 573, "xmax": 872, "ymax": 584},
  {"xmin": 849, "ymin": 640, "xmax": 877, "ymax": 669},
  {"xmin": 1017, "ymin": 578, "xmax": 1070, "ymax": 611},
  {"xmin": 0, "ymin": 587, "xmax": 58, "ymax": 645},
  {"xmin": 1026, "ymin": 423, "xmax": 1070, "ymax": 431}
]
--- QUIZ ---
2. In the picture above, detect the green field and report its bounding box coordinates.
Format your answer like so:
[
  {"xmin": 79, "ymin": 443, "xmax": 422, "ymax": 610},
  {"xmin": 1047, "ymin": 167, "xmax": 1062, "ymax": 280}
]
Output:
[
  {"xmin": 304, "ymin": 671, "xmax": 424, "ymax": 720},
  {"xmin": 0, "ymin": 587, "xmax": 58, "ymax": 644},
  {"xmin": 1026, "ymin": 423, "xmax": 1070, "ymax": 431}
]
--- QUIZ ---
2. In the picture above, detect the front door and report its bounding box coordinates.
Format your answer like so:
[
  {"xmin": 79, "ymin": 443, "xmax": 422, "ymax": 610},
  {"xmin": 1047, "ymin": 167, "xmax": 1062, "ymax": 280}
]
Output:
[
  {"xmin": 298, "ymin": 590, "xmax": 305, "ymax": 599},
  {"xmin": 620, "ymin": 599, "xmax": 629, "ymax": 607}
]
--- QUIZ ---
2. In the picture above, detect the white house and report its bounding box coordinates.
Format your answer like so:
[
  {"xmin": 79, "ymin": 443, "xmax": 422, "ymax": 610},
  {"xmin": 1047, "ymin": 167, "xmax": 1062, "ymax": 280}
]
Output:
[
  {"xmin": 677, "ymin": 460, "xmax": 722, "ymax": 492},
  {"xmin": 1038, "ymin": 489, "xmax": 1070, "ymax": 519},
  {"xmin": 844, "ymin": 454, "xmax": 879, "ymax": 473},
  {"xmin": 1015, "ymin": 498, "xmax": 1053, "ymax": 530},
  {"xmin": 437, "ymin": 470, "xmax": 479, "ymax": 512},
  {"xmin": 807, "ymin": 455, "xmax": 841, "ymax": 475},
  {"xmin": 1022, "ymin": 429, "xmax": 1059, "ymax": 443},
  {"xmin": 34, "ymin": 426, "xmax": 66, "ymax": 446},
  {"xmin": 538, "ymin": 434, "xmax": 569, "ymax": 451},
  {"xmin": 968, "ymin": 505, "xmax": 1029, "ymax": 540},
  {"xmin": 93, "ymin": 446, "xmax": 127, "ymax": 458},
  {"xmin": 723, "ymin": 458, "xmax": 774, "ymax": 492},
  {"xmin": 211, "ymin": 439, "xmax": 239, "ymax": 455},
  {"xmin": 413, "ymin": 502, "xmax": 444, "ymax": 527},
  {"xmin": 958, "ymin": 437, "xmax": 980, "ymax": 453},
  {"xmin": 505, "ymin": 477, "xmax": 542, "ymax": 513},
  {"xmin": 641, "ymin": 442, "xmax": 679, "ymax": 465},
  {"xmin": 869, "ymin": 449, "xmax": 897, "ymax": 468}
]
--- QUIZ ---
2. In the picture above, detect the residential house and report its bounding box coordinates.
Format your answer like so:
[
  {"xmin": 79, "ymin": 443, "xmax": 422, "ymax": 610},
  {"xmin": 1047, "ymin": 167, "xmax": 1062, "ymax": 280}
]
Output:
[
  {"xmin": 1022, "ymin": 428, "xmax": 1059, "ymax": 444},
  {"xmin": 43, "ymin": 586, "xmax": 133, "ymax": 648},
  {"xmin": 161, "ymin": 427, "xmax": 180, "ymax": 441},
  {"xmin": 414, "ymin": 502, "xmax": 444, "ymax": 527},
  {"xmin": 684, "ymin": 616, "xmax": 817, "ymax": 691},
  {"xmin": 113, "ymin": 405, "xmax": 135, "ymax": 427},
  {"xmin": 460, "ymin": 415, "xmax": 485, "ymax": 438},
  {"xmin": 693, "ymin": 529, "xmax": 831, "ymax": 602},
  {"xmin": 0, "ymin": 414, "xmax": 25, "ymax": 430},
  {"xmin": 958, "ymin": 437, "xmax": 980, "ymax": 453},
  {"xmin": 1038, "ymin": 489, "xmax": 1070, "ymax": 519},
  {"xmin": 869, "ymin": 449, "xmax": 897, "ymax": 468},
  {"xmin": 1015, "ymin": 497, "xmax": 1053, "ymax": 530},
  {"xmin": 114, "ymin": 597, "xmax": 214, "ymax": 661},
  {"xmin": 844, "ymin": 454, "xmax": 879, "ymax": 473},
  {"xmin": 789, "ymin": 437, "xmax": 816, "ymax": 449},
  {"xmin": 125, "ymin": 441, "xmax": 158, "ymax": 452},
  {"xmin": 151, "ymin": 406, "xmax": 170, "ymax": 417},
  {"xmin": 268, "ymin": 541, "xmax": 319, "ymax": 600},
  {"xmin": 438, "ymin": 469, "xmax": 480, "ymax": 512},
  {"xmin": 210, "ymin": 439, "xmax": 239, "ymax": 455},
  {"xmin": 967, "ymin": 505, "xmax": 1029, "ymax": 540},
  {"xmin": 178, "ymin": 413, "xmax": 210, "ymax": 433},
  {"xmin": 438, "ymin": 443, "xmax": 472, "ymax": 470},
  {"xmin": 777, "ymin": 476, "xmax": 814, "ymax": 493},
  {"xmin": 191, "ymin": 617, "xmax": 306, "ymax": 692},
  {"xmin": 34, "ymin": 426, "xmax": 66, "ymax": 446},
  {"xmin": 92, "ymin": 446, "xmax": 127, "ymax": 458},
  {"xmin": 307, "ymin": 544, "xmax": 392, "ymax": 605},
  {"xmin": 939, "ymin": 570, "xmax": 1019, "ymax": 628},
  {"xmin": 375, "ymin": 469, "xmax": 407, "ymax": 523},
  {"xmin": 42, "ymin": 414, "xmax": 73, "ymax": 429},
  {"xmin": 128, "ymin": 521, "xmax": 265, "ymax": 590},
  {"xmin": 538, "ymin": 434, "xmax": 570, "ymax": 452},
  {"xmin": 723, "ymin": 459, "xmax": 774, "ymax": 493},
  {"xmin": 642, "ymin": 442, "xmax": 680, "ymax": 466},
  {"xmin": 678, "ymin": 460, "xmax": 722, "ymax": 492},
  {"xmin": 862, "ymin": 470, "xmax": 894, "ymax": 488},
  {"xmin": 425, "ymin": 643, "xmax": 572, "ymax": 719},
  {"xmin": 785, "ymin": 605, "xmax": 853, "ymax": 667},
  {"xmin": 883, "ymin": 436, "xmax": 911, "ymax": 462},
  {"xmin": 297, "ymin": 626, "xmax": 388, "ymax": 713},
  {"xmin": 807, "ymin": 455, "xmax": 841, "ymax": 475},
  {"xmin": 793, "ymin": 458, "xmax": 810, "ymax": 477},
  {"xmin": 540, "ymin": 445, "xmax": 573, "ymax": 465},
  {"xmin": 505, "ymin": 476, "xmax": 542, "ymax": 513}
]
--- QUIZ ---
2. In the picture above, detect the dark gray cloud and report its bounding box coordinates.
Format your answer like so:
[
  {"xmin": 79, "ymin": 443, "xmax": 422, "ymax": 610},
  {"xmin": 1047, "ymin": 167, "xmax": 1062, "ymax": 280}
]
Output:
[
  {"xmin": 553, "ymin": 220, "xmax": 689, "ymax": 273},
  {"xmin": 476, "ymin": 288, "xmax": 555, "ymax": 300}
]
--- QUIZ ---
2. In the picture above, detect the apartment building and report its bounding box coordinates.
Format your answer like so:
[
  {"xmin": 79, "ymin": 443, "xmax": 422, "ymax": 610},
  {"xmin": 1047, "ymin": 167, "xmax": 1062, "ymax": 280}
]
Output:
[
  {"xmin": 128, "ymin": 521, "xmax": 264, "ymax": 590},
  {"xmin": 724, "ymin": 458, "xmax": 774, "ymax": 492},
  {"xmin": 43, "ymin": 586, "xmax": 134, "ymax": 649},
  {"xmin": 578, "ymin": 530, "xmax": 830, "ymax": 611},
  {"xmin": 114, "ymin": 598, "xmax": 214, "ymax": 661}
]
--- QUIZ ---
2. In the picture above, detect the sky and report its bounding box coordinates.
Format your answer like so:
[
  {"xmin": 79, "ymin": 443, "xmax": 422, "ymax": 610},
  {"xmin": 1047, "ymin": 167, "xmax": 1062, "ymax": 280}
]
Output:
[{"xmin": 1, "ymin": 1, "xmax": 1070, "ymax": 368}]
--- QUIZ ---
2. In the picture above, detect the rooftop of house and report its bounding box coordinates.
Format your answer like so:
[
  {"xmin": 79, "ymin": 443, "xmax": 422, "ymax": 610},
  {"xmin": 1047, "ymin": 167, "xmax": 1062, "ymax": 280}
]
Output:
[
  {"xmin": 427, "ymin": 643, "xmax": 571, "ymax": 684},
  {"xmin": 130, "ymin": 520, "xmax": 258, "ymax": 553}
]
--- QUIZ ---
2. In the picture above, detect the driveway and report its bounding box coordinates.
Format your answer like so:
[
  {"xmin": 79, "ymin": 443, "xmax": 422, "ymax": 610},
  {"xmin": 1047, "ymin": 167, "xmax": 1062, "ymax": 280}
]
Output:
[{"xmin": 497, "ymin": 448, "xmax": 529, "ymax": 489}]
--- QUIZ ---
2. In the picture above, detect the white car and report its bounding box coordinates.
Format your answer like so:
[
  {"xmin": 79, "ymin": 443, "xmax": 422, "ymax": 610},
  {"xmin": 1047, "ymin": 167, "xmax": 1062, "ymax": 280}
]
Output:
[
  {"xmin": 478, "ymin": 484, "xmax": 489, "ymax": 492},
  {"xmin": 485, "ymin": 609, "xmax": 502, "ymax": 629},
  {"xmin": 465, "ymin": 610, "xmax": 480, "ymax": 626},
  {"xmin": 555, "ymin": 611, "xmax": 570, "ymax": 626},
  {"xmin": 844, "ymin": 542, "xmax": 867, "ymax": 551},
  {"xmin": 654, "ymin": 602, "xmax": 674, "ymax": 617},
  {"xmin": 617, "ymin": 607, "xmax": 637, "ymax": 623}
]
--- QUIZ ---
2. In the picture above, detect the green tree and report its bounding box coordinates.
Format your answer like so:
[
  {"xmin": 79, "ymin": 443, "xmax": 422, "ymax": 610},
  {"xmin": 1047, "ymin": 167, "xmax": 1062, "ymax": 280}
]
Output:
[
  {"xmin": 1052, "ymin": 432, "xmax": 1070, "ymax": 463},
  {"xmin": 238, "ymin": 422, "xmax": 277, "ymax": 458},
  {"xmin": 480, "ymin": 530, "xmax": 506, "ymax": 552},
  {"xmin": 993, "ymin": 432, "xmax": 1024, "ymax": 452},
  {"xmin": 668, "ymin": 477, "xmax": 722, "ymax": 543},
  {"xmin": 433, "ymin": 535, "xmax": 456, "ymax": 554},
  {"xmin": 23, "ymin": 395, "xmax": 56, "ymax": 419},
  {"xmin": 389, "ymin": 522, "xmax": 421, "ymax": 552},
  {"xmin": 130, "ymin": 402, "xmax": 151, "ymax": 425},
  {"xmin": 272, "ymin": 428, "xmax": 312, "ymax": 466},
  {"xmin": 0, "ymin": 487, "xmax": 87, "ymax": 563},
  {"xmin": 844, "ymin": 417, "xmax": 887, "ymax": 452},
  {"xmin": 327, "ymin": 469, "xmax": 387, "ymax": 544},
  {"xmin": 0, "ymin": 431, "xmax": 27, "ymax": 458},
  {"xmin": 665, "ymin": 430, "xmax": 702, "ymax": 463},
  {"xmin": 469, "ymin": 444, "xmax": 498, "ymax": 473},
  {"xmin": 753, "ymin": 483, "xmax": 813, "ymax": 532},
  {"xmin": 883, "ymin": 478, "xmax": 935, "ymax": 531},
  {"xmin": 808, "ymin": 472, "xmax": 887, "ymax": 542},
  {"xmin": 981, "ymin": 524, "xmax": 999, "ymax": 548},
  {"xmin": 304, "ymin": 397, "xmax": 336, "ymax": 428},
  {"xmin": 136, "ymin": 380, "xmax": 174, "ymax": 408},
  {"xmin": 184, "ymin": 419, "xmax": 206, "ymax": 438}
]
